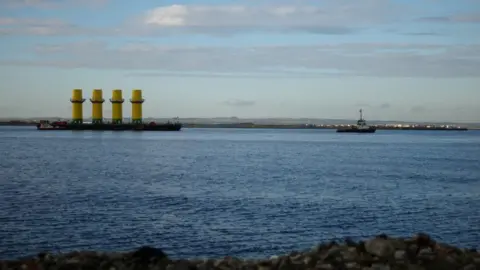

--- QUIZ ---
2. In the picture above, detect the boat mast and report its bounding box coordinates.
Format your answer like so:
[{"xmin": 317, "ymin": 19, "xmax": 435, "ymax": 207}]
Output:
[{"xmin": 359, "ymin": 109, "xmax": 363, "ymax": 120}]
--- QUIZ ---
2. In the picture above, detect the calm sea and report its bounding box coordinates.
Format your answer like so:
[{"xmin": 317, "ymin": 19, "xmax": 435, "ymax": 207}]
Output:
[{"xmin": 0, "ymin": 126, "xmax": 479, "ymax": 259}]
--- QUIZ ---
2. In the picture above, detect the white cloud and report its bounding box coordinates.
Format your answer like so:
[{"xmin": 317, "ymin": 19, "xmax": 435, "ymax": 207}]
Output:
[
  {"xmin": 3, "ymin": 42, "xmax": 480, "ymax": 78},
  {"xmin": 1, "ymin": 0, "xmax": 108, "ymax": 9},
  {"xmin": 419, "ymin": 13, "xmax": 480, "ymax": 23},
  {"xmin": 140, "ymin": 1, "xmax": 402, "ymax": 34},
  {"xmin": 0, "ymin": 17, "xmax": 111, "ymax": 36},
  {"xmin": 0, "ymin": 1, "xmax": 477, "ymax": 36}
]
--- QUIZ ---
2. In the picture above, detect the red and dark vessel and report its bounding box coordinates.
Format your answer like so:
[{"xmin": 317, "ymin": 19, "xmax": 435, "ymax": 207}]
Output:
[{"xmin": 36, "ymin": 120, "xmax": 182, "ymax": 131}]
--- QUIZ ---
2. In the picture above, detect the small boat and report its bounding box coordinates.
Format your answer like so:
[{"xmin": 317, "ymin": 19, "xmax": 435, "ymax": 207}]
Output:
[{"xmin": 337, "ymin": 109, "xmax": 376, "ymax": 133}]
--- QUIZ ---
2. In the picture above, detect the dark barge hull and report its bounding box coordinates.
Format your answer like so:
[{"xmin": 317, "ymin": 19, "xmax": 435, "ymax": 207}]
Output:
[
  {"xmin": 337, "ymin": 128, "xmax": 376, "ymax": 133},
  {"xmin": 37, "ymin": 123, "xmax": 182, "ymax": 131}
]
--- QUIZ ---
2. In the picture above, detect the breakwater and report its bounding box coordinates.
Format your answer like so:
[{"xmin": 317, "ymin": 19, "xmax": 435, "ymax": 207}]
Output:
[{"xmin": 1, "ymin": 233, "xmax": 478, "ymax": 270}]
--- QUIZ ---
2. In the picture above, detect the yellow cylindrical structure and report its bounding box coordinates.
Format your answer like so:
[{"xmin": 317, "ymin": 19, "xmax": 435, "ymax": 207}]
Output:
[
  {"xmin": 110, "ymin": 89, "xmax": 124, "ymax": 124},
  {"xmin": 90, "ymin": 89, "xmax": 105, "ymax": 124},
  {"xmin": 70, "ymin": 89, "xmax": 85, "ymax": 124},
  {"xmin": 130, "ymin": 89, "xmax": 145, "ymax": 124}
]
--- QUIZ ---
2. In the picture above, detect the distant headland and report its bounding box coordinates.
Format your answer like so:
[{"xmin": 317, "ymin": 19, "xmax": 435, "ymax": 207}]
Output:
[{"xmin": 0, "ymin": 117, "xmax": 476, "ymax": 130}]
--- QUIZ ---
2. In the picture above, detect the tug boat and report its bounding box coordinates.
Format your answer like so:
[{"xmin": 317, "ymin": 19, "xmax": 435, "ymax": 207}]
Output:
[{"xmin": 336, "ymin": 109, "xmax": 376, "ymax": 133}]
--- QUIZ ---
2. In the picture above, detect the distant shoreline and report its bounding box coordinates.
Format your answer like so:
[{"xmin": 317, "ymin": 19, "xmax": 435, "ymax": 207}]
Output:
[{"xmin": 0, "ymin": 121, "xmax": 474, "ymax": 130}]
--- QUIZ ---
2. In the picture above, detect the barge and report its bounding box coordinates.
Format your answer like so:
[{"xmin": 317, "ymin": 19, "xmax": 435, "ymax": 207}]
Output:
[{"xmin": 37, "ymin": 120, "xmax": 182, "ymax": 131}]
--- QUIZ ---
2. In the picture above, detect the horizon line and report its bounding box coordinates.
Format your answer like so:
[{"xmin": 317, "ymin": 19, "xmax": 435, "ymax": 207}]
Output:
[{"xmin": 1, "ymin": 116, "xmax": 478, "ymax": 125}]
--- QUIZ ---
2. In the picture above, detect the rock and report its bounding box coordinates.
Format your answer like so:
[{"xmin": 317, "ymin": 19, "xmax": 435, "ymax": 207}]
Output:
[
  {"xmin": 358, "ymin": 252, "xmax": 375, "ymax": 267},
  {"xmin": 290, "ymin": 253, "xmax": 303, "ymax": 263},
  {"xmin": 132, "ymin": 246, "xmax": 168, "ymax": 261},
  {"xmin": 257, "ymin": 260, "xmax": 272, "ymax": 270},
  {"xmin": 171, "ymin": 260, "xmax": 193, "ymax": 270},
  {"xmin": 356, "ymin": 241, "xmax": 367, "ymax": 254},
  {"xmin": 303, "ymin": 254, "xmax": 317, "ymax": 268},
  {"xmin": 376, "ymin": 234, "xmax": 389, "ymax": 240},
  {"xmin": 415, "ymin": 233, "xmax": 435, "ymax": 248},
  {"xmin": 417, "ymin": 247, "xmax": 437, "ymax": 261},
  {"xmin": 276, "ymin": 256, "xmax": 294, "ymax": 270},
  {"xmin": 345, "ymin": 237, "xmax": 357, "ymax": 247},
  {"xmin": 394, "ymin": 250, "xmax": 406, "ymax": 261},
  {"xmin": 365, "ymin": 238, "xmax": 395, "ymax": 258},
  {"xmin": 196, "ymin": 259, "xmax": 214, "ymax": 270},
  {"xmin": 1, "ymin": 233, "xmax": 478, "ymax": 270},
  {"xmin": 370, "ymin": 263, "xmax": 390, "ymax": 270},
  {"xmin": 322, "ymin": 246, "xmax": 344, "ymax": 263},
  {"xmin": 463, "ymin": 264, "xmax": 476, "ymax": 270},
  {"xmin": 315, "ymin": 263, "xmax": 333, "ymax": 270},
  {"xmin": 342, "ymin": 247, "xmax": 359, "ymax": 262},
  {"xmin": 389, "ymin": 238, "xmax": 407, "ymax": 250},
  {"xmin": 345, "ymin": 261, "xmax": 360, "ymax": 269}
]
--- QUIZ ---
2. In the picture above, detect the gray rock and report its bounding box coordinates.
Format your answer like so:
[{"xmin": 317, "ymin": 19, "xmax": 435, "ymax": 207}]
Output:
[
  {"xmin": 369, "ymin": 263, "xmax": 391, "ymax": 270},
  {"xmin": 343, "ymin": 247, "xmax": 359, "ymax": 262},
  {"xmin": 322, "ymin": 246, "xmax": 344, "ymax": 263},
  {"xmin": 417, "ymin": 247, "xmax": 436, "ymax": 261},
  {"xmin": 463, "ymin": 264, "xmax": 476, "ymax": 270},
  {"xmin": 276, "ymin": 256, "xmax": 295, "ymax": 270},
  {"xmin": 365, "ymin": 238, "xmax": 395, "ymax": 258},
  {"xmin": 345, "ymin": 262, "xmax": 360, "ymax": 269},
  {"xmin": 394, "ymin": 250, "xmax": 406, "ymax": 261},
  {"xmin": 315, "ymin": 263, "xmax": 333, "ymax": 269}
]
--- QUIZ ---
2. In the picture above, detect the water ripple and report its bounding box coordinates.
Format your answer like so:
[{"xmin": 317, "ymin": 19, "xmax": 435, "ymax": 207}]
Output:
[{"xmin": 0, "ymin": 127, "xmax": 479, "ymax": 259}]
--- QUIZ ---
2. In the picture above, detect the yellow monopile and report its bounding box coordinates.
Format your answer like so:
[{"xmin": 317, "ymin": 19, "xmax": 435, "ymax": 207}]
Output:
[
  {"xmin": 70, "ymin": 89, "xmax": 85, "ymax": 124},
  {"xmin": 110, "ymin": 89, "xmax": 124, "ymax": 124},
  {"xmin": 130, "ymin": 89, "xmax": 145, "ymax": 124},
  {"xmin": 90, "ymin": 89, "xmax": 105, "ymax": 124}
]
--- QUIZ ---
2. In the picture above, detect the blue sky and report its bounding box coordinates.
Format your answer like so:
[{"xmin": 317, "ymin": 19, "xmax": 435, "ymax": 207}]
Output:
[{"xmin": 0, "ymin": 0, "xmax": 479, "ymax": 122}]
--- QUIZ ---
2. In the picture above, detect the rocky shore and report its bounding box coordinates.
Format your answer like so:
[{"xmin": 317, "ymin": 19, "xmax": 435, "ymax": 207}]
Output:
[{"xmin": 1, "ymin": 233, "xmax": 478, "ymax": 270}]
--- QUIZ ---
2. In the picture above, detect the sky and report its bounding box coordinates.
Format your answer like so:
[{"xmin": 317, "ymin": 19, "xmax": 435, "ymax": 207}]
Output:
[{"xmin": 0, "ymin": 0, "xmax": 479, "ymax": 122}]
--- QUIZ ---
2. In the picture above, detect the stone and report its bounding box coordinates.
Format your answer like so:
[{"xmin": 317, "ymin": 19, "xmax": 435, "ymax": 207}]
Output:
[
  {"xmin": 370, "ymin": 263, "xmax": 390, "ymax": 270},
  {"xmin": 315, "ymin": 263, "xmax": 333, "ymax": 270},
  {"xmin": 345, "ymin": 262, "xmax": 360, "ymax": 269},
  {"xmin": 322, "ymin": 246, "xmax": 344, "ymax": 263},
  {"xmin": 417, "ymin": 247, "xmax": 436, "ymax": 261},
  {"xmin": 365, "ymin": 239, "xmax": 395, "ymax": 258},
  {"xmin": 131, "ymin": 246, "xmax": 168, "ymax": 261},
  {"xmin": 463, "ymin": 264, "xmax": 476, "ymax": 270},
  {"xmin": 389, "ymin": 238, "xmax": 407, "ymax": 250},
  {"xmin": 345, "ymin": 237, "xmax": 358, "ymax": 247},
  {"xmin": 1, "ymin": 234, "xmax": 479, "ymax": 270},
  {"xmin": 277, "ymin": 256, "xmax": 295, "ymax": 270},
  {"xmin": 343, "ymin": 248, "xmax": 359, "ymax": 262},
  {"xmin": 415, "ymin": 233, "xmax": 435, "ymax": 248},
  {"xmin": 257, "ymin": 260, "xmax": 272, "ymax": 270},
  {"xmin": 394, "ymin": 250, "xmax": 406, "ymax": 261}
]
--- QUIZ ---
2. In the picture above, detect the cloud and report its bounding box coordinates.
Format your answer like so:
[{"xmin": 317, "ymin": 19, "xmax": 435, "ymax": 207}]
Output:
[
  {"xmin": 0, "ymin": 17, "xmax": 104, "ymax": 36},
  {"xmin": 379, "ymin": 103, "xmax": 391, "ymax": 109},
  {"xmin": 3, "ymin": 42, "xmax": 479, "ymax": 78},
  {"xmin": 402, "ymin": 32, "xmax": 443, "ymax": 36},
  {"xmin": 0, "ymin": 1, "xmax": 401, "ymax": 37},
  {"xmin": 1, "ymin": 0, "xmax": 109, "ymax": 9},
  {"xmin": 354, "ymin": 103, "xmax": 392, "ymax": 109},
  {"xmin": 0, "ymin": 2, "xmax": 476, "ymax": 37},
  {"xmin": 410, "ymin": 105, "xmax": 427, "ymax": 113},
  {"xmin": 419, "ymin": 13, "xmax": 480, "ymax": 23},
  {"xmin": 139, "ymin": 1, "xmax": 401, "ymax": 34},
  {"xmin": 223, "ymin": 99, "xmax": 256, "ymax": 107}
]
